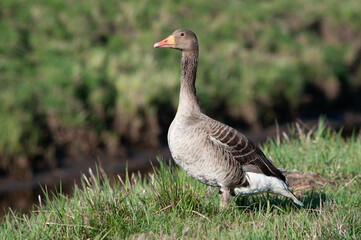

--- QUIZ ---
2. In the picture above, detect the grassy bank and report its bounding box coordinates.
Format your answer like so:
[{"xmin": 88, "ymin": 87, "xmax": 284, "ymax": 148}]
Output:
[
  {"xmin": 1, "ymin": 123, "xmax": 360, "ymax": 239},
  {"xmin": 1, "ymin": 0, "xmax": 361, "ymax": 177}
]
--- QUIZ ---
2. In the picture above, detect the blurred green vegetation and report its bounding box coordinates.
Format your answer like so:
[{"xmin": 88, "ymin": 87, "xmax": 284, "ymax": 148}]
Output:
[{"xmin": 0, "ymin": 0, "xmax": 361, "ymax": 176}]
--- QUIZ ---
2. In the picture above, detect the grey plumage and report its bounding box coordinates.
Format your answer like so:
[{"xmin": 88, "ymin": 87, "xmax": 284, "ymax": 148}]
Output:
[{"xmin": 154, "ymin": 29, "xmax": 303, "ymax": 208}]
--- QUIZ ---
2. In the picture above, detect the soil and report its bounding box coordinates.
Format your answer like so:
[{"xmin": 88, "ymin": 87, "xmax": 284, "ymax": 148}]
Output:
[{"xmin": 284, "ymin": 171, "xmax": 337, "ymax": 196}]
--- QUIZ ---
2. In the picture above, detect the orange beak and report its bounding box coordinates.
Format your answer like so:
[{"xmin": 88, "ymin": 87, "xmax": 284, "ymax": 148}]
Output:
[{"xmin": 154, "ymin": 35, "xmax": 175, "ymax": 48}]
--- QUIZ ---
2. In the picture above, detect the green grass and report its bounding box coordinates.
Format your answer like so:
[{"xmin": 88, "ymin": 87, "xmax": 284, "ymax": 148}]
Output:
[{"xmin": 1, "ymin": 122, "xmax": 360, "ymax": 239}]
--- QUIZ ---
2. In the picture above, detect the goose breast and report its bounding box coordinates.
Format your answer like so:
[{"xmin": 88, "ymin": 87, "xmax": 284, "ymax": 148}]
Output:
[{"xmin": 168, "ymin": 113, "xmax": 244, "ymax": 188}]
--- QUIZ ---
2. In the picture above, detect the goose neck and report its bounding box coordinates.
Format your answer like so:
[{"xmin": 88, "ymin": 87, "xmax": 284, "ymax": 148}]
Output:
[{"xmin": 178, "ymin": 50, "xmax": 201, "ymax": 114}]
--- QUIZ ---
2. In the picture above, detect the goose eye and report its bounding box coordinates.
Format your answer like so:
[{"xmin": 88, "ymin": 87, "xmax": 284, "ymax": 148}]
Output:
[{"xmin": 180, "ymin": 32, "xmax": 185, "ymax": 36}]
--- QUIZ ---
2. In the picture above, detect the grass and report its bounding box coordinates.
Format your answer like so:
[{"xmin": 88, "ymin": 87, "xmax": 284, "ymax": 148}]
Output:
[{"xmin": 0, "ymin": 121, "xmax": 360, "ymax": 239}]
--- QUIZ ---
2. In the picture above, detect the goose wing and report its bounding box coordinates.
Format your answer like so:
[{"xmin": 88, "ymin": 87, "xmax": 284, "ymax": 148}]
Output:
[{"xmin": 206, "ymin": 119, "xmax": 286, "ymax": 182}]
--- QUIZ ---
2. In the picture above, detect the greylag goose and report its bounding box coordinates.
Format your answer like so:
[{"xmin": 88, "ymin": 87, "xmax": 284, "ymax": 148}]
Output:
[{"xmin": 154, "ymin": 29, "xmax": 303, "ymax": 209}]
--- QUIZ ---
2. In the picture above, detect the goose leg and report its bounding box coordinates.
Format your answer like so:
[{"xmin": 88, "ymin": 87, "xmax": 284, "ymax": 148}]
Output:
[{"xmin": 219, "ymin": 188, "xmax": 231, "ymax": 210}]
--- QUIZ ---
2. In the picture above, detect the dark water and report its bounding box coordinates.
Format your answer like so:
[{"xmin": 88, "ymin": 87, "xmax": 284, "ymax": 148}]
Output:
[
  {"xmin": 0, "ymin": 148, "xmax": 168, "ymax": 217},
  {"xmin": 1, "ymin": 114, "xmax": 360, "ymax": 217}
]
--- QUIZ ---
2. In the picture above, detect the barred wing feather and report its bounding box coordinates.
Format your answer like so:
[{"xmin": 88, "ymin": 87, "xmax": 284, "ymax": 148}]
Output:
[{"xmin": 207, "ymin": 120, "xmax": 286, "ymax": 182}]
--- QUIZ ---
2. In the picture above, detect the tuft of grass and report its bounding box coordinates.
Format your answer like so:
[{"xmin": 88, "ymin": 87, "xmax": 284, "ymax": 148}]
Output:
[{"xmin": 1, "ymin": 124, "xmax": 360, "ymax": 239}]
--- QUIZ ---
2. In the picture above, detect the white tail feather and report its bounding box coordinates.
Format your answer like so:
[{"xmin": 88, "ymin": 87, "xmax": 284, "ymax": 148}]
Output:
[{"xmin": 234, "ymin": 172, "xmax": 304, "ymax": 206}]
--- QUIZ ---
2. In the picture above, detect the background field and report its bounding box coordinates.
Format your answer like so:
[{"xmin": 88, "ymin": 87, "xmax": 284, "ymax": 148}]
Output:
[{"xmin": 1, "ymin": 0, "xmax": 361, "ymax": 180}]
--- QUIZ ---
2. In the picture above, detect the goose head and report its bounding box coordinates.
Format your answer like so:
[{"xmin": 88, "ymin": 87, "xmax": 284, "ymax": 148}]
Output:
[{"xmin": 154, "ymin": 29, "xmax": 198, "ymax": 52}]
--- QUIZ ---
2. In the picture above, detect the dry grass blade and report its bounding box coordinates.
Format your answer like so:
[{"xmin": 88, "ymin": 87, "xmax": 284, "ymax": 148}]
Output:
[
  {"xmin": 339, "ymin": 174, "xmax": 361, "ymax": 191},
  {"xmin": 189, "ymin": 210, "xmax": 211, "ymax": 222},
  {"xmin": 275, "ymin": 119, "xmax": 280, "ymax": 146},
  {"xmin": 156, "ymin": 205, "xmax": 173, "ymax": 213}
]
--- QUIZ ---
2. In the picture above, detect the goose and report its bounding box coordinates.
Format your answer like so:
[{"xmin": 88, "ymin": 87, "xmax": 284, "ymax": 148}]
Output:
[{"xmin": 154, "ymin": 29, "xmax": 303, "ymax": 209}]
